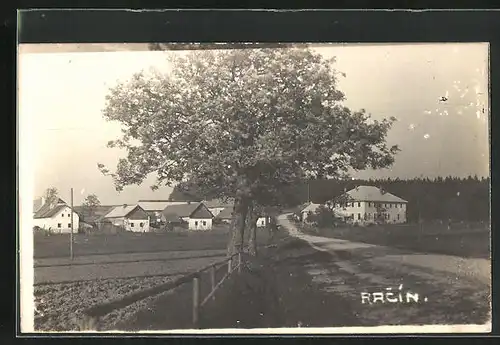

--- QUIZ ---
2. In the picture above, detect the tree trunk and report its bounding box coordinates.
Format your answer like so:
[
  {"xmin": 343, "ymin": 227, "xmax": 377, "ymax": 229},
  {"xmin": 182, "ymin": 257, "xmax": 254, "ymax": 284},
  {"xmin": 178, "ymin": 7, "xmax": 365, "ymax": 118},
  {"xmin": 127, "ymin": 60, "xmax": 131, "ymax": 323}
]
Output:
[
  {"xmin": 227, "ymin": 197, "xmax": 249, "ymax": 256},
  {"xmin": 246, "ymin": 202, "xmax": 260, "ymax": 256}
]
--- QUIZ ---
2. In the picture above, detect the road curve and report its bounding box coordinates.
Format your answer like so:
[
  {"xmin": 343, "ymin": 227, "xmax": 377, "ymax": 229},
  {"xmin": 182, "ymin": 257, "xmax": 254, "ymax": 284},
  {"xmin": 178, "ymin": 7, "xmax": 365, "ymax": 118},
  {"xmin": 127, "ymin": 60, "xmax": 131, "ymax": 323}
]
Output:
[{"xmin": 277, "ymin": 214, "xmax": 491, "ymax": 285}]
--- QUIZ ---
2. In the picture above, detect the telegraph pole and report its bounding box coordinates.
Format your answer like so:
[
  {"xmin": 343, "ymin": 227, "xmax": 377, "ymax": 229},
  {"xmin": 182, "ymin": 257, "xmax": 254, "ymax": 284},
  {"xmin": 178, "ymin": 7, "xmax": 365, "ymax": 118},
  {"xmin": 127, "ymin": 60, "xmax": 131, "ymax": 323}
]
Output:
[{"xmin": 70, "ymin": 188, "xmax": 74, "ymax": 260}]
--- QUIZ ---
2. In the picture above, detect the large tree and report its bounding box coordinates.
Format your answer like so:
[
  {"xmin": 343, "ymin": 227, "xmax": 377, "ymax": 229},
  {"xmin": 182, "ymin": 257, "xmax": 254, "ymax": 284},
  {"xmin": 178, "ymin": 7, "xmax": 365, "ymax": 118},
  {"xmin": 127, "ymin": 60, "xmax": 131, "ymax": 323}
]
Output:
[
  {"xmin": 44, "ymin": 187, "xmax": 58, "ymax": 203},
  {"xmin": 98, "ymin": 47, "xmax": 399, "ymax": 255},
  {"xmin": 82, "ymin": 194, "xmax": 101, "ymax": 218}
]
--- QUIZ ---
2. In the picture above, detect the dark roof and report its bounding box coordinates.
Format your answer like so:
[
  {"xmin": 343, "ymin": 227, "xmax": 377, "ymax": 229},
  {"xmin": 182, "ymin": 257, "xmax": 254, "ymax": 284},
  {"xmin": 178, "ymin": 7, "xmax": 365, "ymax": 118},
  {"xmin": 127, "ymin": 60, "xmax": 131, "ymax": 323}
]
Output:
[
  {"xmin": 104, "ymin": 205, "xmax": 146, "ymax": 218},
  {"xmin": 34, "ymin": 204, "xmax": 68, "ymax": 219},
  {"xmin": 216, "ymin": 207, "xmax": 234, "ymax": 219},
  {"xmin": 203, "ymin": 198, "xmax": 235, "ymax": 208},
  {"xmin": 73, "ymin": 205, "xmax": 116, "ymax": 218},
  {"xmin": 34, "ymin": 198, "xmax": 68, "ymax": 218},
  {"xmin": 162, "ymin": 202, "xmax": 213, "ymax": 219},
  {"xmin": 163, "ymin": 213, "xmax": 183, "ymax": 223},
  {"xmin": 190, "ymin": 204, "xmax": 214, "ymax": 219}
]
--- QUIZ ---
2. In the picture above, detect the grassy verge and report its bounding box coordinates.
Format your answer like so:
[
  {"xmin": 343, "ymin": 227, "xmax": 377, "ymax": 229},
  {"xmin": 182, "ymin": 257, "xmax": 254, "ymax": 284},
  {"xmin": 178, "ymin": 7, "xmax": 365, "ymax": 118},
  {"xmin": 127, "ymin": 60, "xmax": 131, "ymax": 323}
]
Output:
[{"xmin": 298, "ymin": 222, "xmax": 490, "ymax": 259}]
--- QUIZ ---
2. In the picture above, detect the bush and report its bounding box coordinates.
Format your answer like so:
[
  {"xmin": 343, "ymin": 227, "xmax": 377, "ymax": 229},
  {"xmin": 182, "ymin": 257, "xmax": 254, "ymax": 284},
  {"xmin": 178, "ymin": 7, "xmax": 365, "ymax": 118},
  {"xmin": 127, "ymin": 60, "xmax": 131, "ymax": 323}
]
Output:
[{"xmin": 310, "ymin": 205, "xmax": 337, "ymax": 228}]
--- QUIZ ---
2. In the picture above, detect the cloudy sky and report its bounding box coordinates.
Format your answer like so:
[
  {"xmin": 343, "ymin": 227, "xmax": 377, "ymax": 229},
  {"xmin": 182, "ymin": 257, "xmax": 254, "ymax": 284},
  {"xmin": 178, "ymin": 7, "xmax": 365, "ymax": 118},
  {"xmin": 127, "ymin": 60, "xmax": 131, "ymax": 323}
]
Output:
[{"xmin": 18, "ymin": 43, "xmax": 489, "ymax": 205}]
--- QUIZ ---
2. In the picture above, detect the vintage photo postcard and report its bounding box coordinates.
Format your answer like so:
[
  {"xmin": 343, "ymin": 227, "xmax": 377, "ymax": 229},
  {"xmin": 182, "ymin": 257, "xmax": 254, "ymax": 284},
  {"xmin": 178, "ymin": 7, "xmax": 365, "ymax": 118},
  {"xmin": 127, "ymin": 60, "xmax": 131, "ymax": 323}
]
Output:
[{"xmin": 18, "ymin": 42, "xmax": 491, "ymax": 334}]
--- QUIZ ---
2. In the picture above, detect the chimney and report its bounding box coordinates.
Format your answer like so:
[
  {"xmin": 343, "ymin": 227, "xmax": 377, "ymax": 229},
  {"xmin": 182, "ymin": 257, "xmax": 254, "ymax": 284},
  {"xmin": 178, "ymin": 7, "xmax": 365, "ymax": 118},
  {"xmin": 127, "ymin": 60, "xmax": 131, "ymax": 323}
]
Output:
[{"xmin": 123, "ymin": 204, "xmax": 127, "ymax": 208}]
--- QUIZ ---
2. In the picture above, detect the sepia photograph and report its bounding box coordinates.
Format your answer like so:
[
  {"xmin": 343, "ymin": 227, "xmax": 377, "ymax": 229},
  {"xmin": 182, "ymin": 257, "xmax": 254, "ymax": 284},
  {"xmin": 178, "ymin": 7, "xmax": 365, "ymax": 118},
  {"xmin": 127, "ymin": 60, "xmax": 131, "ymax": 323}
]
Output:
[{"xmin": 18, "ymin": 42, "xmax": 490, "ymax": 334}]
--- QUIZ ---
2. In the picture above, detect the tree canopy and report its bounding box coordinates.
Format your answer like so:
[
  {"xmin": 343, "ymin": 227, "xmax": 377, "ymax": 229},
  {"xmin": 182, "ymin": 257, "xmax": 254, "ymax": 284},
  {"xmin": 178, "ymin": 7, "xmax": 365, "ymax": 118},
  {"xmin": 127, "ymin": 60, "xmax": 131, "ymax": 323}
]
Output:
[
  {"xmin": 82, "ymin": 194, "xmax": 101, "ymax": 212},
  {"xmin": 44, "ymin": 187, "xmax": 58, "ymax": 202},
  {"xmin": 99, "ymin": 47, "xmax": 399, "ymax": 254}
]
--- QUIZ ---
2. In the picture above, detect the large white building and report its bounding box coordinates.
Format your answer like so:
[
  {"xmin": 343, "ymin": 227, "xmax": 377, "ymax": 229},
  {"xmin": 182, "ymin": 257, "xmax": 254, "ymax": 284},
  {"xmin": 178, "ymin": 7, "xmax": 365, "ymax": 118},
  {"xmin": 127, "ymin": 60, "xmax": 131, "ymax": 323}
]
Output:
[
  {"xmin": 33, "ymin": 197, "xmax": 80, "ymax": 234},
  {"xmin": 333, "ymin": 186, "xmax": 408, "ymax": 225}
]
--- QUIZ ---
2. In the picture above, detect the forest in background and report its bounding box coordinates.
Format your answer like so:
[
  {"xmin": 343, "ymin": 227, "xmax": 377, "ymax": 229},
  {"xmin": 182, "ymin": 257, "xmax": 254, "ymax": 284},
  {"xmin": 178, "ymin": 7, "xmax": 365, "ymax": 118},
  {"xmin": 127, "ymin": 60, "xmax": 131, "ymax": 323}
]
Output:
[{"xmin": 169, "ymin": 176, "xmax": 490, "ymax": 223}]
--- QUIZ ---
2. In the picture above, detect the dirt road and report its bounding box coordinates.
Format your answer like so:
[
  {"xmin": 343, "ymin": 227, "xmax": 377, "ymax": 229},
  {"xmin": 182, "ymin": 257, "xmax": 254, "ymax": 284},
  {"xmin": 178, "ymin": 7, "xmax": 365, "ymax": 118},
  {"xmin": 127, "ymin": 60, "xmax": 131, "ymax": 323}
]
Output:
[{"xmin": 276, "ymin": 214, "xmax": 491, "ymax": 328}]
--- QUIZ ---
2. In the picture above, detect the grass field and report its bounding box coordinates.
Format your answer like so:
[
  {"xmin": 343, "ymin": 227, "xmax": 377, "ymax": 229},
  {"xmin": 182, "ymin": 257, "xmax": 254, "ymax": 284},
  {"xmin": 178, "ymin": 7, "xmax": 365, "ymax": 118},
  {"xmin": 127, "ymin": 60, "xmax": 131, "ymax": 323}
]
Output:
[
  {"xmin": 34, "ymin": 225, "xmax": 275, "ymax": 259},
  {"xmin": 33, "ymin": 225, "xmax": 283, "ymax": 331},
  {"xmin": 299, "ymin": 222, "xmax": 490, "ymax": 259}
]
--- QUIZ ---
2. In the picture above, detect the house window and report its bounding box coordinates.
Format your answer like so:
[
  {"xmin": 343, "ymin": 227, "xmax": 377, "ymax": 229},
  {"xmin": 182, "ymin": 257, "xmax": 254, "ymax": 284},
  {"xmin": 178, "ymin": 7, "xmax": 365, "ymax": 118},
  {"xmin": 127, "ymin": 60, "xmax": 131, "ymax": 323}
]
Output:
[
  {"xmin": 390, "ymin": 204, "xmax": 392, "ymax": 208},
  {"xmin": 140, "ymin": 223, "xmax": 144, "ymax": 227},
  {"xmin": 57, "ymin": 223, "xmax": 61, "ymax": 228},
  {"xmin": 195, "ymin": 221, "xmax": 199, "ymax": 226},
  {"xmin": 358, "ymin": 213, "xmax": 361, "ymax": 220},
  {"xmin": 397, "ymin": 214, "xmax": 400, "ymax": 220},
  {"xmin": 357, "ymin": 202, "xmax": 361, "ymax": 207},
  {"xmin": 68, "ymin": 223, "xmax": 71, "ymax": 228},
  {"xmin": 363, "ymin": 213, "xmax": 367, "ymax": 220},
  {"xmin": 203, "ymin": 221, "xmax": 207, "ymax": 226},
  {"xmin": 131, "ymin": 223, "xmax": 134, "ymax": 227}
]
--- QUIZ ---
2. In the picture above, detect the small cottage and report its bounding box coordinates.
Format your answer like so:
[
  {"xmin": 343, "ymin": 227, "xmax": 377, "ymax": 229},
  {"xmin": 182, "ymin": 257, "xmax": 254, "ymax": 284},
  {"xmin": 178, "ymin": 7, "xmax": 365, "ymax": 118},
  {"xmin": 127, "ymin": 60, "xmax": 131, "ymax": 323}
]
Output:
[
  {"xmin": 33, "ymin": 198, "xmax": 80, "ymax": 234},
  {"xmin": 103, "ymin": 204, "xmax": 150, "ymax": 232},
  {"xmin": 215, "ymin": 206, "xmax": 274, "ymax": 227},
  {"xmin": 137, "ymin": 200, "xmax": 190, "ymax": 223},
  {"xmin": 162, "ymin": 202, "xmax": 214, "ymax": 230},
  {"xmin": 300, "ymin": 202, "xmax": 322, "ymax": 222}
]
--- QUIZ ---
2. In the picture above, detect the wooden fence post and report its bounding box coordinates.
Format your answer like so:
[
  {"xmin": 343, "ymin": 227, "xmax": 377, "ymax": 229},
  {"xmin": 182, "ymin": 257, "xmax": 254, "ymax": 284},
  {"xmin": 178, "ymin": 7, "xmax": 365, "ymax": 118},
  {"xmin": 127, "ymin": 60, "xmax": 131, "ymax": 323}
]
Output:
[
  {"xmin": 238, "ymin": 252, "xmax": 242, "ymax": 273},
  {"xmin": 210, "ymin": 265, "xmax": 216, "ymax": 300},
  {"xmin": 192, "ymin": 276, "xmax": 200, "ymax": 328},
  {"xmin": 228, "ymin": 257, "xmax": 232, "ymax": 273}
]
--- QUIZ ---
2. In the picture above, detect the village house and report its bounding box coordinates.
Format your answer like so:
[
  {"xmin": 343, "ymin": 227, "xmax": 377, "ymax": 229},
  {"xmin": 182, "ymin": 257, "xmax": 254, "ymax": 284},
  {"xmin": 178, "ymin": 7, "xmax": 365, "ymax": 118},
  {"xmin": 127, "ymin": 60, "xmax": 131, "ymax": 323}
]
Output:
[
  {"xmin": 215, "ymin": 205, "xmax": 273, "ymax": 227},
  {"xmin": 297, "ymin": 202, "xmax": 347, "ymax": 223},
  {"xmin": 103, "ymin": 204, "xmax": 150, "ymax": 232},
  {"xmin": 202, "ymin": 198, "xmax": 234, "ymax": 217},
  {"xmin": 73, "ymin": 205, "xmax": 116, "ymax": 228},
  {"xmin": 137, "ymin": 200, "xmax": 190, "ymax": 223},
  {"xmin": 33, "ymin": 197, "xmax": 80, "ymax": 234},
  {"xmin": 162, "ymin": 202, "xmax": 214, "ymax": 230},
  {"xmin": 333, "ymin": 186, "xmax": 408, "ymax": 225},
  {"xmin": 299, "ymin": 202, "xmax": 322, "ymax": 222}
]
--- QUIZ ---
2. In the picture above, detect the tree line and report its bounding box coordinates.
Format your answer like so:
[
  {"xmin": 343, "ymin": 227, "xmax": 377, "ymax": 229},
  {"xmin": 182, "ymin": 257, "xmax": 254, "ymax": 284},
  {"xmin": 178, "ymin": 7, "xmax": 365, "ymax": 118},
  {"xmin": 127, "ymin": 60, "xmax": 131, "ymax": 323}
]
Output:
[{"xmin": 295, "ymin": 175, "xmax": 490, "ymax": 222}]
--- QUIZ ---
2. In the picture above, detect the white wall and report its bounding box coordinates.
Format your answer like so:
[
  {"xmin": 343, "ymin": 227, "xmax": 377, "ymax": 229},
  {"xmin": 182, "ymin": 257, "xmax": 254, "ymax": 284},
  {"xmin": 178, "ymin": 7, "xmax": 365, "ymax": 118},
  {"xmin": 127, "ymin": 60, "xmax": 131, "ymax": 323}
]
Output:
[
  {"xmin": 189, "ymin": 218, "xmax": 212, "ymax": 230},
  {"xmin": 256, "ymin": 217, "xmax": 267, "ymax": 227},
  {"xmin": 110, "ymin": 217, "xmax": 150, "ymax": 232},
  {"xmin": 33, "ymin": 206, "xmax": 80, "ymax": 234},
  {"xmin": 335, "ymin": 201, "xmax": 407, "ymax": 225}
]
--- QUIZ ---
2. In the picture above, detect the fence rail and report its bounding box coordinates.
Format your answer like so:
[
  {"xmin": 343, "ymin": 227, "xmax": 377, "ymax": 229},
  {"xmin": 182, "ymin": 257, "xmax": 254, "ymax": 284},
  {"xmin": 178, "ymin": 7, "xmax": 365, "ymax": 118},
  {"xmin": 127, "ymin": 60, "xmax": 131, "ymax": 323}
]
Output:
[{"xmin": 79, "ymin": 251, "xmax": 244, "ymax": 331}]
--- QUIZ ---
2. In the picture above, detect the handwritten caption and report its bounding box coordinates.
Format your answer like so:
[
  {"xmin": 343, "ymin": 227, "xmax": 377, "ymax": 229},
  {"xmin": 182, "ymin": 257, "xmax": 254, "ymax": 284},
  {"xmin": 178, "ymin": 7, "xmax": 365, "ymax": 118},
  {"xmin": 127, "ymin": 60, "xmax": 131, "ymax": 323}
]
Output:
[{"xmin": 361, "ymin": 284, "xmax": 428, "ymax": 304}]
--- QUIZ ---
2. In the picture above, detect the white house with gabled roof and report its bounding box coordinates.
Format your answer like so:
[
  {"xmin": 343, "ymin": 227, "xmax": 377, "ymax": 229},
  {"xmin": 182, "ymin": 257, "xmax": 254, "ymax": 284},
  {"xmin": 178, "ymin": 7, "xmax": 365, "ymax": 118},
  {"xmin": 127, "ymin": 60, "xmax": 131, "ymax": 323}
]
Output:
[
  {"xmin": 33, "ymin": 197, "xmax": 80, "ymax": 234},
  {"xmin": 103, "ymin": 204, "xmax": 150, "ymax": 232},
  {"xmin": 137, "ymin": 200, "xmax": 189, "ymax": 223},
  {"xmin": 333, "ymin": 186, "xmax": 408, "ymax": 225}
]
